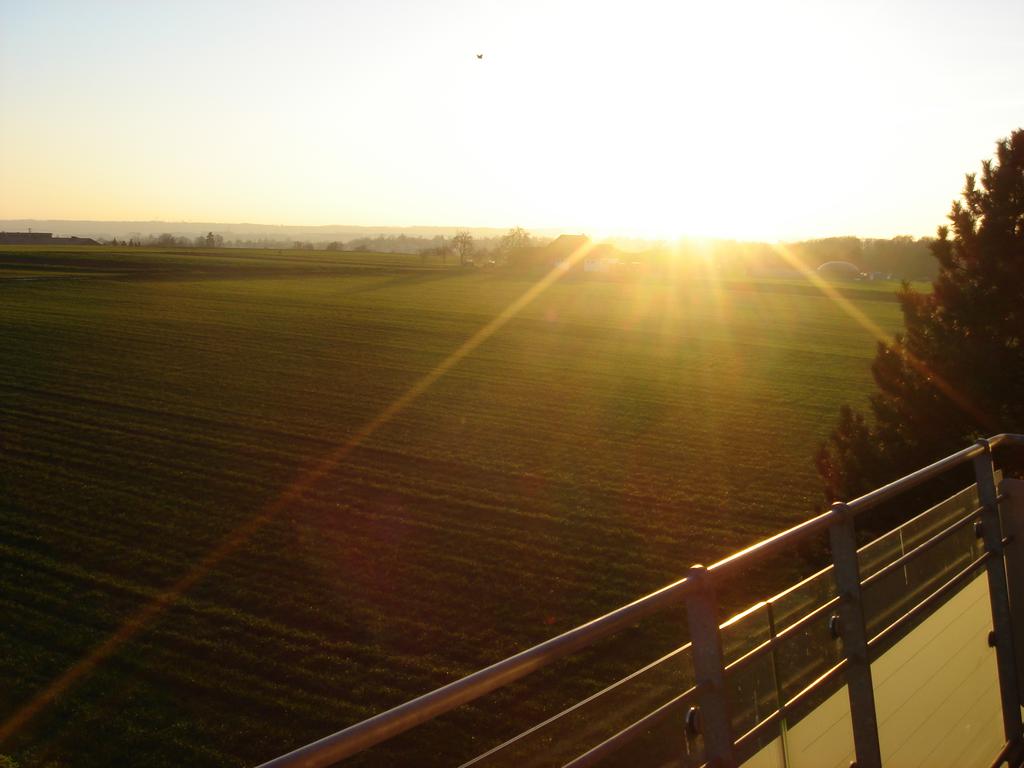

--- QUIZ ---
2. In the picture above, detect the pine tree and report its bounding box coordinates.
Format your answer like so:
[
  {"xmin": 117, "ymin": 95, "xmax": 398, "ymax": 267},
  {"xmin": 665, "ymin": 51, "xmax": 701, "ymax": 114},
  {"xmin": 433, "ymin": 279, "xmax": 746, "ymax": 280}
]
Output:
[{"xmin": 816, "ymin": 129, "xmax": 1024, "ymax": 504}]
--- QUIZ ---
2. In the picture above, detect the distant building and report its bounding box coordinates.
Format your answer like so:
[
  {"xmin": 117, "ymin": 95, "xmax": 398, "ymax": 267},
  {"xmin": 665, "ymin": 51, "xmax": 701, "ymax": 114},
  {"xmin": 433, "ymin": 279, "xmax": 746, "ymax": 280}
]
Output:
[
  {"xmin": 0, "ymin": 231, "xmax": 99, "ymax": 246},
  {"xmin": 506, "ymin": 234, "xmax": 591, "ymax": 271},
  {"xmin": 582, "ymin": 243, "xmax": 621, "ymax": 273}
]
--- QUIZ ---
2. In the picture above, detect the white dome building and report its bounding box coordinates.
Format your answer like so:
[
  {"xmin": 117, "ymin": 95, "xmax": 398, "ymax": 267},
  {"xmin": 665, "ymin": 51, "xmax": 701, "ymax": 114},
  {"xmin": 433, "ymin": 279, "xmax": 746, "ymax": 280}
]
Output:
[{"xmin": 816, "ymin": 260, "xmax": 863, "ymax": 280}]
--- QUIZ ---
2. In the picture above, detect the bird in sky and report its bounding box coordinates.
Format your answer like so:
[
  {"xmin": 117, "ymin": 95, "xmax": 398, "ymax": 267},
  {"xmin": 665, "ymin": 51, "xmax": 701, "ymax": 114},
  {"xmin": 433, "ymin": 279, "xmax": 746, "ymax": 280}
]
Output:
[{"xmin": 476, "ymin": 53, "xmax": 483, "ymax": 59}]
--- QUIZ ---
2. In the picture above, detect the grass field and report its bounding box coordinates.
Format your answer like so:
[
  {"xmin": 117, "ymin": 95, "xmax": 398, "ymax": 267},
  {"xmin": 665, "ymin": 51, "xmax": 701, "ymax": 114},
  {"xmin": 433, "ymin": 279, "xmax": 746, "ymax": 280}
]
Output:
[{"xmin": 0, "ymin": 246, "xmax": 910, "ymax": 766}]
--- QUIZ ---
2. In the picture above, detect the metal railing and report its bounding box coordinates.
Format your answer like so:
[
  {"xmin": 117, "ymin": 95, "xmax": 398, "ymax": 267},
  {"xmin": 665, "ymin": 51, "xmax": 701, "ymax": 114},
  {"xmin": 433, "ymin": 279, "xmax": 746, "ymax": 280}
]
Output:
[{"xmin": 257, "ymin": 434, "xmax": 1024, "ymax": 768}]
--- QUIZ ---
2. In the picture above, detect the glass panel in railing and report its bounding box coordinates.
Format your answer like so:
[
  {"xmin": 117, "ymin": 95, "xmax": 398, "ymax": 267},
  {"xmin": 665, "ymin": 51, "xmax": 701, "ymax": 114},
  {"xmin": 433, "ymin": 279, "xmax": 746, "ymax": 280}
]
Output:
[
  {"xmin": 463, "ymin": 640, "xmax": 697, "ymax": 768},
  {"xmin": 722, "ymin": 602, "xmax": 772, "ymax": 664},
  {"xmin": 769, "ymin": 566, "xmax": 836, "ymax": 631},
  {"xmin": 857, "ymin": 522, "xmax": 904, "ymax": 582},
  {"xmin": 860, "ymin": 483, "xmax": 983, "ymax": 643},
  {"xmin": 872, "ymin": 570, "xmax": 1003, "ymax": 766},
  {"xmin": 860, "ymin": 554, "xmax": 908, "ymax": 640},
  {"xmin": 901, "ymin": 486, "xmax": 984, "ymax": 586},
  {"xmin": 728, "ymin": 653, "xmax": 781, "ymax": 764},
  {"xmin": 587, "ymin": 686, "xmax": 703, "ymax": 768},
  {"xmin": 721, "ymin": 602, "xmax": 778, "ymax": 757},
  {"xmin": 765, "ymin": 567, "xmax": 852, "ymax": 768},
  {"xmin": 858, "ymin": 525, "xmax": 907, "ymax": 638},
  {"xmin": 322, "ymin": 608, "xmax": 701, "ymax": 768},
  {"xmin": 768, "ymin": 569, "xmax": 842, "ymax": 709},
  {"xmin": 899, "ymin": 483, "xmax": 982, "ymax": 551}
]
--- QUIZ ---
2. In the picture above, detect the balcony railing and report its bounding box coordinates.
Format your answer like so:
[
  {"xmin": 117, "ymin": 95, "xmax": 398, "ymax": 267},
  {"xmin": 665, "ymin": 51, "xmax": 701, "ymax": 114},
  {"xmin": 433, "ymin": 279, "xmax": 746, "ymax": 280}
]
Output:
[{"xmin": 256, "ymin": 435, "xmax": 1024, "ymax": 768}]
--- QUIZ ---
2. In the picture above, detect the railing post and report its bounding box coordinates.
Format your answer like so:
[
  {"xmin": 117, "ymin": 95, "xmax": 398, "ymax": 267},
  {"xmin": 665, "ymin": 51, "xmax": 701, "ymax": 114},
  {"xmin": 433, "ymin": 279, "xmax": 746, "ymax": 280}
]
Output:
[
  {"xmin": 973, "ymin": 438, "xmax": 1023, "ymax": 742},
  {"xmin": 828, "ymin": 502, "xmax": 882, "ymax": 768},
  {"xmin": 685, "ymin": 564, "xmax": 735, "ymax": 767}
]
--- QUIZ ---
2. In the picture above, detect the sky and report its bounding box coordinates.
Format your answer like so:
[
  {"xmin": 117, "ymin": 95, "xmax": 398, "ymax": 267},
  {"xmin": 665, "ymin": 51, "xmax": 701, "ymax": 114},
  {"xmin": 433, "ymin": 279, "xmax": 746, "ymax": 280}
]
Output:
[{"xmin": 1, "ymin": 0, "xmax": 1022, "ymax": 241}]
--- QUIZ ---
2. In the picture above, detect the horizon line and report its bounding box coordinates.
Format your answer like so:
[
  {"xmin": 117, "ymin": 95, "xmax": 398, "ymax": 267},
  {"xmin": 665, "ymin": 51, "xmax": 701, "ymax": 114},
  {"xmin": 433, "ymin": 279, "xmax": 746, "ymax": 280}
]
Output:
[{"xmin": 0, "ymin": 216, "xmax": 935, "ymax": 244}]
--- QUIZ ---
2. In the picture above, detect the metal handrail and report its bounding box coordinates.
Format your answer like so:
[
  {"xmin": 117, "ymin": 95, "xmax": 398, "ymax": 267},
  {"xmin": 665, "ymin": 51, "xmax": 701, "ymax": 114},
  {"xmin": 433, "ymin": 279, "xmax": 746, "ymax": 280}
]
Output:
[
  {"xmin": 559, "ymin": 686, "xmax": 698, "ymax": 768},
  {"xmin": 256, "ymin": 577, "xmax": 697, "ymax": 767},
  {"xmin": 460, "ymin": 640, "xmax": 693, "ymax": 767},
  {"xmin": 256, "ymin": 433, "xmax": 1024, "ymax": 768}
]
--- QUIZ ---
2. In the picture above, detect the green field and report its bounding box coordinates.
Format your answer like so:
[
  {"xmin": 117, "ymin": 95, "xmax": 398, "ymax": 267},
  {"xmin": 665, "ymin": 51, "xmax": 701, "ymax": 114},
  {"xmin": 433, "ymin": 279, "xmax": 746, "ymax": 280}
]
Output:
[{"xmin": 0, "ymin": 246, "xmax": 909, "ymax": 766}]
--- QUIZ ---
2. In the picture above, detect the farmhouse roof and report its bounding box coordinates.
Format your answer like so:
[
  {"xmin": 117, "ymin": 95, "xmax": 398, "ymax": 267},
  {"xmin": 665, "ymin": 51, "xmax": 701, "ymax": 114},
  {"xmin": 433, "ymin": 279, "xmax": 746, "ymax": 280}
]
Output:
[
  {"xmin": 546, "ymin": 234, "xmax": 591, "ymax": 257},
  {"xmin": 0, "ymin": 231, "xmax": 99, "ymax": 246}
]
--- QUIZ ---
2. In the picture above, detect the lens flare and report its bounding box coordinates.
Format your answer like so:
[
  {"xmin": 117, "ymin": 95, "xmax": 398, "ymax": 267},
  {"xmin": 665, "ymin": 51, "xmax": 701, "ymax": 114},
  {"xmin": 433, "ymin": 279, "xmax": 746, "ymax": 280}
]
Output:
[
  {"xmin": 0, "ymin": 240, "xmax": 596, "ymax": 744},
  {"xmin": 769, "ymin": 243, "xmax": 991, "ymax": 429}
]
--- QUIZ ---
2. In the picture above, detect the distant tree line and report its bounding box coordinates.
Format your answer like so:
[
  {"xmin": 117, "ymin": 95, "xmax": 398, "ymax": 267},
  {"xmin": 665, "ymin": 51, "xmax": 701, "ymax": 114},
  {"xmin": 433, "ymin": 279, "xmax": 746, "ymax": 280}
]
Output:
[
  {"xmin": 498, "ymin": 233, "xmax": 938, "ymax": 282},
  {"xmin": 99, "ymin": 228, "xmax": 939, "ymax": 281},
  {"xmin": 656, "ymin": 236, "xmax": 937, "ymax": 281},
  {"xmin": 782, "ymin": 236, "xmax": 937, "ymax": 281},
  {"xmin": 107, "ymin": 232, "xmax": 224, "ymax": 248}
]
